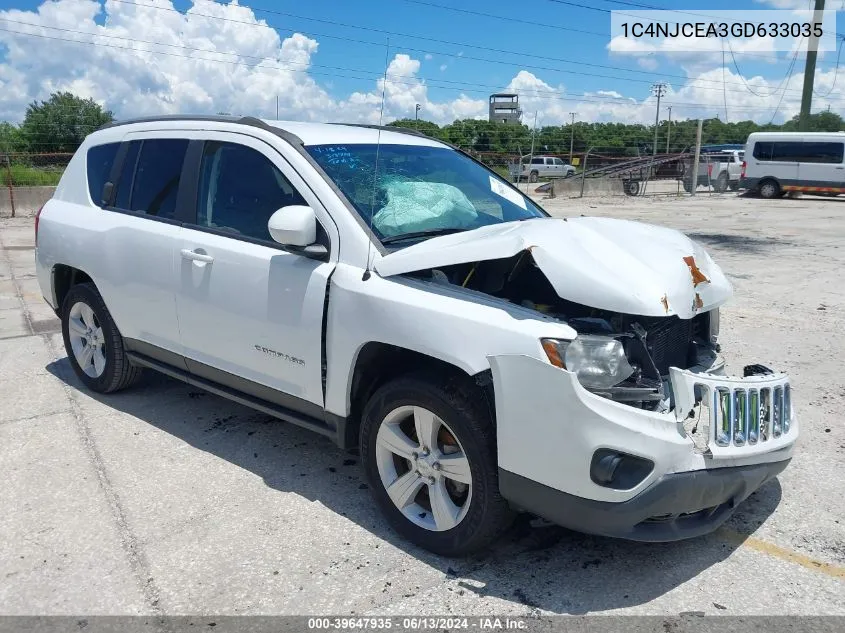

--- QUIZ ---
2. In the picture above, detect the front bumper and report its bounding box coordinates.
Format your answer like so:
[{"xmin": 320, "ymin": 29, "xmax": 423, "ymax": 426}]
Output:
[
  {"xmin": 499, "ymin": 458, "xmax": 790, "ymax": 541},
  {"xmin": 488, "ymin": 354, "xmax": 797, "ymax": 538}
]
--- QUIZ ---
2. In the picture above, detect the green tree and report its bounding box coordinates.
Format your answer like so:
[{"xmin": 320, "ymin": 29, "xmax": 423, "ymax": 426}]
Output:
[
  {"xmin": 0, "ymin": 122, "xmax": 24, "ymax": 154},
  {"xmin": 387, "ymin": 118, "xmax": 443, "ymax": 138},
  {"xmin": 20, "ymin": 92, "xmax": 114, "ymax": 153}
]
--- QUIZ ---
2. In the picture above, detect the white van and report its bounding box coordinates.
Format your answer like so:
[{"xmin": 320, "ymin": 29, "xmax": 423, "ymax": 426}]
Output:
[{"xmin": 741, "ymin": 132, "xmax": 845, "ymax": 198}]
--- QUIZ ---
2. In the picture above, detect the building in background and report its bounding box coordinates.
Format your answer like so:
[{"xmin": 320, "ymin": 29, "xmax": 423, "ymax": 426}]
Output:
[{"xmin": 489, "ymin": 93, "xmax": 521, "ymax": 124}]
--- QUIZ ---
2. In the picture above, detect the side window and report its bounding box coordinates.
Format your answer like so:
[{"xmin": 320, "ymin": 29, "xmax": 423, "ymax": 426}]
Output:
[
  {"xmin": 195, "ymin": 141, "xmax": 306, "ymax": 242},
  {"xmin": 771, "ymin": 142, "xmax": 802, "ymax": 162},
  {"xmin": 126, "ymin": 139, "xmax": 189, "ymax": 218},
  {"xmin": 530, "ymin": 157, "xmax": 544, "ymax": 165},
  {"xmin": 554, "ymin": 158, "xmax": 564, "ymax": 165},
  {"xmin": 113, "ymin": 141, "xmax": 140, "ymax": 211},
  {"xmin": 800, "ymin": 142, "xmax": 844, "ymax": 163},
  {"xmin": 752, "ymin": 142, "xmax": 773, "ymax": 161},
  {"xmin": 86, "ymin": 143, "xmax": 120, "ymax": 206}
]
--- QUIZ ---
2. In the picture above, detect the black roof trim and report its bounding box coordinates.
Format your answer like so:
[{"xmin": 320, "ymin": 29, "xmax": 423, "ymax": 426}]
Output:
[{"xmin": 97, "ymin": 115, "xmax": 304, "ymax": 145}]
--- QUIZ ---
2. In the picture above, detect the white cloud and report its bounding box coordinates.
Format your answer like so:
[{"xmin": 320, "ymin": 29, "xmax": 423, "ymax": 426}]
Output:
[
  {"xmin": 439, "ymin": 64, "xmax": 447, "ymax": 71},
  {"xmin": 0, "ymin": 0, "xmax": 840, "ymax": 130},
  {"xmin": 424, "ymin": 53, "xmax": 432, "ymax": 60}
]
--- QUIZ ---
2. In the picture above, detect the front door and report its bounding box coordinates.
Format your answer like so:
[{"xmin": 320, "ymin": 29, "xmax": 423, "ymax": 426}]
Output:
[{"xmin": 175, "ymin": 134, "xmax": 336, "ymax": 412}]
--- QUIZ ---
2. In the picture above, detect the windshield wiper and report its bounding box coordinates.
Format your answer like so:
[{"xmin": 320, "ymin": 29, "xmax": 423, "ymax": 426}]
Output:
[{"xmin": 381, "ymin": 227, "xmax": 466, "ymax": 244}]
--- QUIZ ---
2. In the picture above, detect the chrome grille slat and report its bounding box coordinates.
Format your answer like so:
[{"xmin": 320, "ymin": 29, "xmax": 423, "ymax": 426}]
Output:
[
  {"xmin": 671, "ymin": 368, "xmax": 793, "ymax": 458},
  {"xmin": 704, "ymin": 383, "xmax": 792, "ymax": 448}
]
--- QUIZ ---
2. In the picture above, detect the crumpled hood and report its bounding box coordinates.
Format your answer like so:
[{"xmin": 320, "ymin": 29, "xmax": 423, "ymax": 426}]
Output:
[{"xmin": 374, "ymin": 217, "xmax": 733, "ymax": 319}]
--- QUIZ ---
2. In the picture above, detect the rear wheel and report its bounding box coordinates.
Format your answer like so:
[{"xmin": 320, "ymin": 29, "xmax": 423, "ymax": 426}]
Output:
[
  {"xmin": 61, "ymin": 282, "xmax": 142, "ymax": 393},
  {"xmin": 360, "ymin": 373, "xmax": 513, "ymax": 556},
  {"xmin": 759, "ymin": 179, "xmax": 780, "ymax": 199},
  {"xmin": 714, "ymin": 171, "xmax": 729, "ymax": 193},
  {"xmin": 729, "ymin": 181, "xmax": 739, "ymax": 192},
  {"xmin": 529, "ymin": 170, "xmax": 539, "ymax": 183}
]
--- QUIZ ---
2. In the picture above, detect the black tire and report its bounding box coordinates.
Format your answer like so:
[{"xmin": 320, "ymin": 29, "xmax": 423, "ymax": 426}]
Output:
[
  {"xmin": 729, "ymin": 181, "xmax": 739, "ymax": 192},
  {"xmin": 529, "ymin": 170, "xmax": 539, "ymax": 183},
  {"xmin": 360, "ymin": 372, "xmax": 514, "ymax": 556},
  {"xmin": 714, "ymin": 172, "xmax": 729, "ymax": 193},
  {"xmin": 61, "ymin": 282, "xmax": 142, "ymax": 393},
  {"xmin": 624, "ymin": 180, "xmax": 639, "ymax": 196},
  {"xmin": 758, "ymin": 179, "xmax": 780, "ymax": 199},
  {"xmin": 682, "ymin": 180, "xmax": 693, "ymax": 193}
]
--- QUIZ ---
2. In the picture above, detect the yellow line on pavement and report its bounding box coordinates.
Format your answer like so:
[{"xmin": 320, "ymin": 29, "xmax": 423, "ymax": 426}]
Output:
[{"xmin": 718, "ymin": 528, "xmax": 845, "ymax": 580}]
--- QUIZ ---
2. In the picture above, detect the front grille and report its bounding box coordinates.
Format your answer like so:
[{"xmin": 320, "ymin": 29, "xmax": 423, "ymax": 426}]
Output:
[
  {"xmin": 646, "ymin": 317, "xmax": 693, "ymax": 375},
  {"xmin": 710, "ymin": 384, "xmax": 792, "ymax": 447}
]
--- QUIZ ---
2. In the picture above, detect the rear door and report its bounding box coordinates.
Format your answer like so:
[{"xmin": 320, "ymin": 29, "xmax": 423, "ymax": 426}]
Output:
[
  {"xmin": 95, "ymin": 132, "xmax": 192, "ymax": 360},
  {"xmin": 175, "ymin": 132, "xmax": 338, "ymax": 413},
  {"xmin": 797, "ymin": 140, "xmax": 845, "ymax": 188}
]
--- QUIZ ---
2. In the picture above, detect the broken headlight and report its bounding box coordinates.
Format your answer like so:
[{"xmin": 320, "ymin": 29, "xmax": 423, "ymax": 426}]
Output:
[{"xmin": 542, "ymin": 335, "xmax": 635, "ymax": 390}]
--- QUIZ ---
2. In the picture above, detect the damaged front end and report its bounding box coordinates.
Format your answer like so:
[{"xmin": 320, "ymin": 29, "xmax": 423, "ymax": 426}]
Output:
[{"xmin": 375, "ymin": 217, "xmax": 794, "ymax": 460}]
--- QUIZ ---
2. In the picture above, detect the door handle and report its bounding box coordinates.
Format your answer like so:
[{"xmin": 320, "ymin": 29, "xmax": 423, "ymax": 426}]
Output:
[
  {"xmin": 836, "ymin": 167, "xmax": 844, "ymax": 170},
  {"xmin": 181, "ymin": 249, "xmax": 214, "ymax": 264}
]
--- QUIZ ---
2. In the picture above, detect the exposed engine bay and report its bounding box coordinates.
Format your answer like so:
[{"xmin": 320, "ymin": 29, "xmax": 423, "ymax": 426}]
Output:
[{"xmin": 413, "ymin": 251, "xmax": 719, "ymax": 412}]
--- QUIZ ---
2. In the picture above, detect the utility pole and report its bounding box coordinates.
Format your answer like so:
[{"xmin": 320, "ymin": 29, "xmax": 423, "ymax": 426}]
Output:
[
  {"xmin": 665, "ymin": 105, "xmax": 673, "ymax": 153},
  {"xmin": 568, "ymin": 112, "xmax": 576, "ymax": 164},
  {"xmin": 276, "ymin": 95, "xmax": 279, "ymax": 119},
  {"xmin": 651, "ymin": 83, "xmax": 666, "ymax": 157},
  {"xmin": 799, "ymin": 0, "xmax": 825, "ymax": 131},
  {"xmin": 415, "ymin": 103, "xmax": 421, "ymax": 120}
]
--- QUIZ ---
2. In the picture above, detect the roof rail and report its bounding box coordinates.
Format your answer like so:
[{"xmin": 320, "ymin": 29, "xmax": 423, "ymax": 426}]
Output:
[{"xmin": 96, "ymin": 114, "xmax": 304, "ymax": 145}]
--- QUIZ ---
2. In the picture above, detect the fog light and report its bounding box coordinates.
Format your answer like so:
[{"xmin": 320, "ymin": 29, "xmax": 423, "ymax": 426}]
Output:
[{"xmin": 590, "ymin": 449, "xmax": 654, "ymax": 490}]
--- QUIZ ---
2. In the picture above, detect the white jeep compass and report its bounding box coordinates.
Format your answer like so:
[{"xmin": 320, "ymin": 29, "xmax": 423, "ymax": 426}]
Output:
[{"xmin": 34, "ymin": 115, "xmax": 796, "ymax": 556}]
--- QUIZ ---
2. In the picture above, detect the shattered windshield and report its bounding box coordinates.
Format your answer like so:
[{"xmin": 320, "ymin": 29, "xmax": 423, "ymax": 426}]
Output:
[{"xmin": 306, "ymin": 144, "xmax": 546, "ymax": 242}]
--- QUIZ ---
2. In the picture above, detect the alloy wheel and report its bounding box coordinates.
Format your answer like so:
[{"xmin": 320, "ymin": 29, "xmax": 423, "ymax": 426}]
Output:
[
  {"xmin": 67, "ymin": 301, "xmax": 106, "ymax": 378},
  {"xmin": 375, "ymin": 405, "xmax": 472, "ymax": 532}
]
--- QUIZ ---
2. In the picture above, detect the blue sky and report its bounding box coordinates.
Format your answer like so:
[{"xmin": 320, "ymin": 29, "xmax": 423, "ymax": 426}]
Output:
[{"xmin": 0, "ymin": 0, "xmax": 843, "ymax": 125}]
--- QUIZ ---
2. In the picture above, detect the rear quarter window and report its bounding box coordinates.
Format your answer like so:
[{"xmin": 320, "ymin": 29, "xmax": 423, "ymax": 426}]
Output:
[{"xmin": 86, "ymin": 143, "xmax": 120, "ymax": 206}]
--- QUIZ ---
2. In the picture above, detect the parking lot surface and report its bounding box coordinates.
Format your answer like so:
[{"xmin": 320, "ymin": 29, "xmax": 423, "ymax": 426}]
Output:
[{"xmin": 1, "ymin": 192, "xmax": 844, "ymax": 615}]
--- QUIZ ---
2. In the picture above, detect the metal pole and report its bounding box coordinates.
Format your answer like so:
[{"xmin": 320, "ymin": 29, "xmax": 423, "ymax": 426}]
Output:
[
  {"xmin": 690, "ymin": 119, "xmax": 703, "ymax": 197},
  {"xmin": 799, "ymin": 0, "xmax": 825, "ymax": 131},
  {"xmin": 665, "ymin": 105, "xmax": 672, "ymax": 153},
  {"xmin": 579, "ymin": 147, "xmax": 592, "ymax": 198},
  {"xmin": 4, "ymin": 154, "xmax": 15, "ymax": 218},
  {"xmin": 527, "ymin": 111, "xmax": 538, "ymax": 189},
  {"xmin": 415, "ymin": 103, "xmax": 421, "ymax": 120},
  {"xmin": 568, "ymin": 112, "xmax": 575, "ymax": 164},
  {"xmin": 276, "ymin": 95, "xmax": 279, "ymax": 119}
]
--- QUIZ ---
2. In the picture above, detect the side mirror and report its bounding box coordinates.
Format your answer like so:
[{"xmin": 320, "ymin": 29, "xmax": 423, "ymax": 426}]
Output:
[{"xmin": 268, "ymin": 205, "xmax": 316, "ymax": 247}]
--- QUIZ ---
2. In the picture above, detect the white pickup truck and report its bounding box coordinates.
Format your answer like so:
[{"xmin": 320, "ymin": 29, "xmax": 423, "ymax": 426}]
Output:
[
  {"xmin": 35, "ymin": 116, "xmax": 796, "ymax": 556},
  {"xmin": 508, "ymin": 155, "xmax": 576, "ymax": 182},
  {"xmin": 683, "ymin": 150, "xmax": 744, "ymax": 193}
]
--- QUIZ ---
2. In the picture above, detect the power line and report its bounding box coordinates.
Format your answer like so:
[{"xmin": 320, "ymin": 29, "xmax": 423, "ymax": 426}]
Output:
[
  {"xmin": 0, "ymin": 23, "xmax": 829, "ymax": 116},
  {"xmin": 98, "ymin": 0, "xmax": 836, "ymax": 95},
  {"xmin": 814, "ymin": 36, "xmax": 845, "ymax": 96}
]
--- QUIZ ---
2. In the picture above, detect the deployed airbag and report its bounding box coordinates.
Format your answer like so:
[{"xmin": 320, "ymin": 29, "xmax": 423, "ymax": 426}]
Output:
[{"xmin": 372, "ymin": 179, "xmax": 478, "ymax": 236}]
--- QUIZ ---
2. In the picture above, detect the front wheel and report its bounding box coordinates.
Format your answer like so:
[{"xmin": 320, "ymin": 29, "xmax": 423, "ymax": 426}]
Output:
[
  {"xmin": 360, "ymin": 374, "xmax": 513, "ymax": 556},
  {"xmin": 714, "ymin": 172, "xmax": 729, "ymax": 193},
  {"xmin": 528, "ymin": 171, "xmax": 539, "ymax": 183}
]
